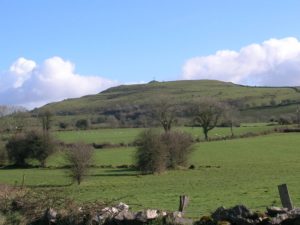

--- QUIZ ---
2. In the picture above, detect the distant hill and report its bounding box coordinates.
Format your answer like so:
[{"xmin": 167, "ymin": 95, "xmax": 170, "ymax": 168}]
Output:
[{"xmin": 35, "ymin": 80, "xmax": 300, "ymax": 127}]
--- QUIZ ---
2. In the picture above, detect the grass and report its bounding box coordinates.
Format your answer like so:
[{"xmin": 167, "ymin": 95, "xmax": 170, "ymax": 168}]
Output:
[
  {"xmin": 53, "ymin": 128, "xmax": 144, "ymax": 144},
  {"xmin": 53, "ymin": 124, "xmax": 276, "ymax": 144},
  {"xmin": 36, "ymin": 79, "xmax": 300, "ymax": 123},
  {"xmin": 1, "ymin": 133, "xmax": 300, "ymax": 217}
]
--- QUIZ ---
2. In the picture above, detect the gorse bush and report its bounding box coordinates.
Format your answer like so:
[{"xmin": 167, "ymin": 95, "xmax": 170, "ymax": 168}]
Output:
[{"xmin": 135, "ymin": 129, "xmax": 193, "ymax": 174}]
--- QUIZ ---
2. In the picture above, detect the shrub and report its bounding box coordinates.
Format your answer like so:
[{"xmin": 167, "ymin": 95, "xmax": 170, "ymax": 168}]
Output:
[
  {"xmin": 0, "ymin": 144, "xmax": 7, "ymax": 166},
  {"xmin": 278, "ymin": 115, "xmax": 292, "ymax": 125},
  {"xmin": 75, "ymin": 119, "xmax": 90, "ymax": 130},
  {"xmin": 161, "ymin": 131, "xmax": 193, "ymax": 169},
  {"xmin": 6, "ymin": 130, "xmax": 56, "ymax": 167},
  {"xmin": 135, "ymin": 129, "xmax": 168, "ymax": 174},
  {"xmin": 65, "ymin": 143, "xmax": 94, "ymax": 185},
  {"xmin": 31, "ymin": 133, "xmax": 56, "ymax": 167},
  {"xmin": 135, "ymin": 129, "xmax": 193, "ymax": 174},
  {"xmin": 59, "ymin": 122, "xmax": 68, "ymax": 129}
]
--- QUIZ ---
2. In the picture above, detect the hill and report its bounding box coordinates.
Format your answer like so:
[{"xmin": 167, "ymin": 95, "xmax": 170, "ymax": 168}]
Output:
[{"xmin": 34, "ymin": 79, "xmax": 300, "ymax": 128}]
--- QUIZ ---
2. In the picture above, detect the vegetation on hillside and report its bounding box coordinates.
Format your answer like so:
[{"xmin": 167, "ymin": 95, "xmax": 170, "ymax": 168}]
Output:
[{"xmin": 26, "ymin": 80, "xmax": 300, "ymax": 129}]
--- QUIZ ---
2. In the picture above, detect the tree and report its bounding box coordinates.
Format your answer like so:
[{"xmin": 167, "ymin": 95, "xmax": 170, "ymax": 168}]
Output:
[
  {"xmin": 65, "ymin": 143, "xmax": 94, "ymax": 185},
  {"xmin": 39, "ymin": 110, "xmax": 52, "ymax": 132},
  {"xmin": 32, "ymin": 132, "xmax": 56, "ymax": 167},
  {"xmin": 75, "ymin": 119, "xmax": 90, "ymax": 130},
  {"xmin": 6, "ymin": 130, "xmax": 56, "ymax": 167},
  {"xmin": 152, "ymin": 98, "xmax": 177, "ymax": 133},
  {"xmin": 58, "ymin": 121, "xmax": 68, "ymax": 129},
  {"xmin": 38, "ymin": 110, "xmax": 56, "ymax": 167},
  {"xmin": 135, "ymin": 129, "xmax": 193, "ymax": 174},
  {"xmin": 6, "ymin": 132, "xmax": 32, "ymax": 166},
  {"xmin": 222, "ymin": 105, "xmax": 240, "ymax": 137},
  {"xmin": 278, "ymin": 114, "xmax": 292, "ymax": 125},
  {"xmin": 192, "ymin": 98, "xmax": 224, "ymax": 141},
  {"xmin": 0, "ymin": 144, "xmax": 7, "ymax": 166}
]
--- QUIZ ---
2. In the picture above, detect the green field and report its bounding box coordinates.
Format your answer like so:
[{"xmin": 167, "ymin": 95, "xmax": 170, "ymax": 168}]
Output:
[
  {"xmin": 1, "ymin": 132, "xmax": 299, "ymax": 217},
  {"xmin": 53, "ymin": 124, "xmax": 276, "ymax": 144}
]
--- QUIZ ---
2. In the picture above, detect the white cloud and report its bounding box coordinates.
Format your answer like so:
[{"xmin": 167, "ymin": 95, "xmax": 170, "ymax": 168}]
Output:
[
  {"xmin": 0, "ymin": 57, "xmax": 118, "ymax": 109},
  {"xmin": 182, "ymin": 37, "xmax": 300, "ymax": 86}
]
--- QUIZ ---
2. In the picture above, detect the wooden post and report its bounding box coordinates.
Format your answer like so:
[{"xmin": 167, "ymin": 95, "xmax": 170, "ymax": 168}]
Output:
[
  {"xmin": 278, "ymin": 184, "xmax": 293, "ymax": 210},
  {"xmin": 178, "ymin": 195, "xmax": 189, "ymax": 212},
  {"xmin": 21, "ymin": 174, "xmax": 25, "ymax": 189}
]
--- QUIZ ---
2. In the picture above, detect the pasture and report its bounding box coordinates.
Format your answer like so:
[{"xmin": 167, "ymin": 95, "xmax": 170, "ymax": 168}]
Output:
[
  {"xmin": 53, "ymin": 123, "xmax": 276, "ymax": 144},
  {"xmin": 0, "ymin": 131, "xmax": 299, "ymax": 217}
]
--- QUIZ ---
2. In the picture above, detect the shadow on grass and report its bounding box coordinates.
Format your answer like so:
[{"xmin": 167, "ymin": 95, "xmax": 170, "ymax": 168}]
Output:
[
  {"xmin": 90, "ymin": 173, "xmax": 138, "ymax": 177},
  {"xmin": 0, "ymin": 164, "xmax": 40, "ymax": 170},
  {"xmin": 27, "ymin": 183, "xmax": 73, "ymax": 188},
  {"xmin": 90, "ymin": 168, "xmax": 139, "ymax": 177}
]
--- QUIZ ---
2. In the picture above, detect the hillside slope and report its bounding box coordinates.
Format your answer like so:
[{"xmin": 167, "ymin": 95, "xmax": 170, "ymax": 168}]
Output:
[{"xmin": 36, "ymin": 80, "xmax": 300, "ymax": 126}]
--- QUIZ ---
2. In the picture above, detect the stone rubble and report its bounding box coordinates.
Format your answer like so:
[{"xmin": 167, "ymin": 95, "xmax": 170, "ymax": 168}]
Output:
[{"xmin": 43, "ymin": 203, "xmax": 300, "ymax": 225}]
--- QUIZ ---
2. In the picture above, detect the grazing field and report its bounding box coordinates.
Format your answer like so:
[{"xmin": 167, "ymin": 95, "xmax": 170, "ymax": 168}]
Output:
[
  {"xmin": 53, "ymin": 124, "xmax": 276, "ymax": 144},
  {"xmin": 1, "ymin": 133, "xmax": 299, "ymax": 217}
]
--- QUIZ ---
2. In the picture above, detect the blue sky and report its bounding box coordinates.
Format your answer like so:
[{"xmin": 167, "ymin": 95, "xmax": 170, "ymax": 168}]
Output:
[{"xmin": 1, "ymin": 0, "xmax": 300, "ymax": 108}]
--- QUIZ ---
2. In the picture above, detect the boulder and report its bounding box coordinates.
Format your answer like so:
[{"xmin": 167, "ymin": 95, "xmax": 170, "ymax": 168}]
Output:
[
  {"xmin": 114, "ymin": 210, "xmax": 136, "ymax": 221},
  {"xmin": 281, "ymin": 215, "xmax": 300, "ymax": 225},
  {"xmin": 212, "ymin": 205, "xmax": 253, "ymax": 221},
  {"xmin": 44, "ymin": 208, "xmax": 57, "ymax": 224},
  {"xmin": 116, "ymin": 202, "xmax": 129, "ymax": 212},
  {"xmin": 266, "ymin": 207, "xmax": 288, "ymax": 217},
  {"xmin": 288, "ymin": 208, "xmax": 300, "ymax": 217},
  {"xmin": 165, "ymin": 211, "xmax": 193, "ymax": 225}
]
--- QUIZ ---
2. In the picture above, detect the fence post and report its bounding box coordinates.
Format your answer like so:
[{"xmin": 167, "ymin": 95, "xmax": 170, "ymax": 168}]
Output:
[
  {"xmin": 179, "ymin": 195, "xmax": 189, "ymax": 213},
  {"xmin": 21, "ymin": 174, "xmax": 25, "ymax": 189},
  {"xmin": 278, "ymin": 184, "xmax": 293, "ymax": 210}
]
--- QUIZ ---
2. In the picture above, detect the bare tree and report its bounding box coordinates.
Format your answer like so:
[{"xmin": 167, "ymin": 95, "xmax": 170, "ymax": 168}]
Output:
[
  {"xmin": 38, "ymin": 110, "xmax": 55, "ymax": 167},
  {"xmin": 65, "ymin": 143, "xmax": 94, "ymax": 185},
  {"xmin": 222, "ymin": 104, "xmax": 240, "ymax": 137},
  {"xmin": 192, "ymin": 98, "xmax": 224, "ymax": 141},
  {"xmin": 39, "ymin": 110, "xmax": 53, "ymax": 132},
  {"xmin": 152, "ymin": 98, "xmax": 177, "ymax": 133}
]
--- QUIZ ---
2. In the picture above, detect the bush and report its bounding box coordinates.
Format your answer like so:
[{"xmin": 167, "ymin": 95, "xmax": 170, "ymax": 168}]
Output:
[
  {"xmin": 59, "ymin": 122, "xmax": 68, "ymax": 129},
  {"xmin": 0, "ymin": 144, "xmax": 7, "ymax": 166},
  {"xmin": 161, "ymin": 131, "xmax": 193, "ymax": 169},
  {"xmin": 6, "ymin": 133, "xmax": 30, "ymax": 167},
  {"xmin": 135, "ymin": 129, "xmax": 193, "ymax": 174},
  {"xmin": 6, "ymin": 130, "xmax": 56, "ymax": 167},
  {"xmin": 75, "ymin": 119, "xmax": 90, "ymax": 130},
  {"xmin": 278, "ymin": 115, "xmax": 292, "ymax": 125},
  {"xmin": 135, "ymin": 129, "xmax": 167, "ymax": 174},
  {"xmin": 65, "ymin": 143, "xmax": 94, "ymax": 185}
]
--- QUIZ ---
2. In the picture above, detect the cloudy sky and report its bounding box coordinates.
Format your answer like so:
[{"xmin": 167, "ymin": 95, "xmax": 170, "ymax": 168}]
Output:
[{"xmin": 1, "ymin": 1, "xmax": 300, "ymax": 108}]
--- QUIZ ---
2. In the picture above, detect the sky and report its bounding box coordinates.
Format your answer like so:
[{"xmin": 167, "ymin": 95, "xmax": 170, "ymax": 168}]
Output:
[{"xmin": 1, "ymin": 0, "xmax": 300, "ymax": 108}]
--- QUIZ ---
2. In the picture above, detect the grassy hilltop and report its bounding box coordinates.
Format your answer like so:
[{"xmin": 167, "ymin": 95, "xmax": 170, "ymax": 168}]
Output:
[{"xmin": 34, "ymin": 79, "xmax": 300, "ymax": 127}]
